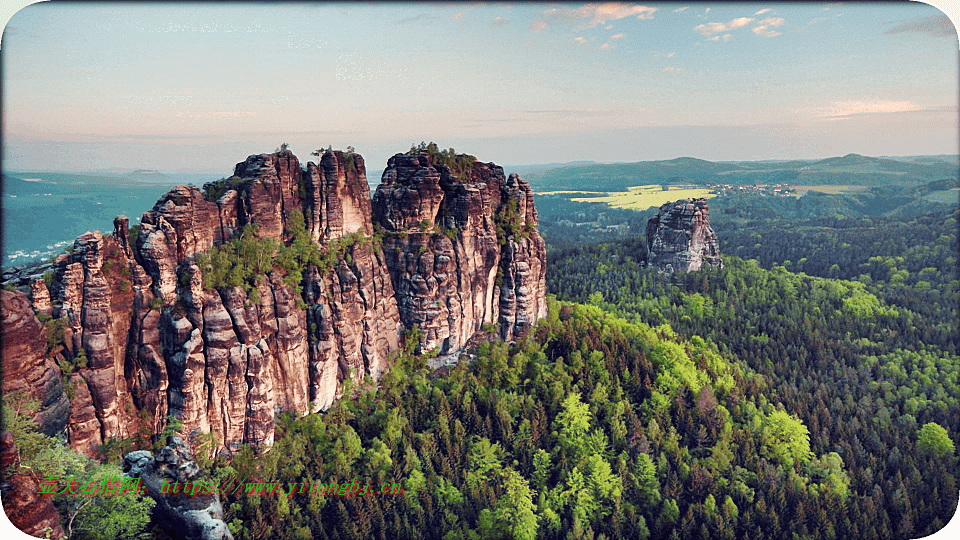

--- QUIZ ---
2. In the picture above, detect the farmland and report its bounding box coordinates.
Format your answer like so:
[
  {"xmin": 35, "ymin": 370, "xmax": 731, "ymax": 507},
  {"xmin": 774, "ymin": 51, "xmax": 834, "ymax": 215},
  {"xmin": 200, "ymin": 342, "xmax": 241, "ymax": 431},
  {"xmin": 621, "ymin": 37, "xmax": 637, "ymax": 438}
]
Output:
[{"xmin": 567, "ymin": 184, "xmax": 715, "ymax": 210}]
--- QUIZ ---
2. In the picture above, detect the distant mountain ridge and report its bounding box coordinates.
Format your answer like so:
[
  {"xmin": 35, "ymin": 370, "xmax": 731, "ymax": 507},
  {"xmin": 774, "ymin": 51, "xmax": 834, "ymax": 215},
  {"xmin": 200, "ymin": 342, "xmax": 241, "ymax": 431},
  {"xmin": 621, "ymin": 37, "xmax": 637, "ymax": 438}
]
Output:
[{"xmin": 526, "ymin": 153, "xmax": 959, "ymax": 192}]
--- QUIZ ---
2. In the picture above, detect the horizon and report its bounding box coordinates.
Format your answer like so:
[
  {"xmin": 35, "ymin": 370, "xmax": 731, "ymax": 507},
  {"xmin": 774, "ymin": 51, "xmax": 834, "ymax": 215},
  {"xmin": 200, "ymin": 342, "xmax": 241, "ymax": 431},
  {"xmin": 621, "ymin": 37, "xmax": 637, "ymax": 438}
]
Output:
[
  {"xmin": 2, "ymin": 2, "xmax": 958, "ymax": 174},
  {"xmin": 4, "ymin": 151, "xmax": 958, "ymax": 178}
]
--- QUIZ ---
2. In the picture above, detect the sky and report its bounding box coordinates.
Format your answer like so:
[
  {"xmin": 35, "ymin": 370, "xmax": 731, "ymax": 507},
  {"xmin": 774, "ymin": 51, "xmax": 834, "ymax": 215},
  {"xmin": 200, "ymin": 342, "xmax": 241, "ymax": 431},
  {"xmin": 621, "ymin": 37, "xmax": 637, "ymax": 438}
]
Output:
[{"xmin": 1, "ymin": 1, "xmax": 958, "ymax": 174}]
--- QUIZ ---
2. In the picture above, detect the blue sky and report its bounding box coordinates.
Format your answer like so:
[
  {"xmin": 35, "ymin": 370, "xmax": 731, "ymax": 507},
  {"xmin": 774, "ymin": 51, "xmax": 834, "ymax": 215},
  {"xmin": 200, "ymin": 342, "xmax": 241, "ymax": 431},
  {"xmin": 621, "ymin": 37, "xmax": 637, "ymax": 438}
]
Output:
[{"xmin": 1, "ymin": 2, "xmax": 957, "ymax": 173}]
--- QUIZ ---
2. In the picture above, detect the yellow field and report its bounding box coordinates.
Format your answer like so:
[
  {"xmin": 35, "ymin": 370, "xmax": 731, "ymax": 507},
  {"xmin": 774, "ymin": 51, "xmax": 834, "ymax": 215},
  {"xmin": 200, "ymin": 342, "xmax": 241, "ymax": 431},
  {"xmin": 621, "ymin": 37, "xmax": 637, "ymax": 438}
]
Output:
[{"xmin": 569, "ymin": 185, "xmax": 716, "ymax": 210}]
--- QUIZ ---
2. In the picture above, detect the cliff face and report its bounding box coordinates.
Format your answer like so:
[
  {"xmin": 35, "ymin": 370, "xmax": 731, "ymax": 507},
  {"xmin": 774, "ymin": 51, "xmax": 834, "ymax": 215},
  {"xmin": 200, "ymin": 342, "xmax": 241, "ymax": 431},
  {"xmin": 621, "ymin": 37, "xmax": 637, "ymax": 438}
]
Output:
[
  {"xmin": 645, "ymin": 197, "xmax": 723, "ymax": 272},
  {"xmin": 372, "ymin": 153, "xmax": 547, "ymax": 356},
  {"xmin": 0, "ymin": 148, "xmax": 547, "ymax": 456}
]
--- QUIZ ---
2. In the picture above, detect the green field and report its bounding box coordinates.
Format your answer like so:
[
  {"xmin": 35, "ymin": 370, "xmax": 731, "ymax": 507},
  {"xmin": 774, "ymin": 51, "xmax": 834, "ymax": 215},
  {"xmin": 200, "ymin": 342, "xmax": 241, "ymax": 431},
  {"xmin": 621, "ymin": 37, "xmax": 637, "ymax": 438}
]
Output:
[
  {"xmin": 923, "ymin": 189, "xmax": 959, "ymax": 204},
  {"xmin": 788, "ymin": 184, "xmax": 871, "ymax": 196},
  {"xmin": 568, "ymin": 184, "xmax": 715, "ymax": 210}
]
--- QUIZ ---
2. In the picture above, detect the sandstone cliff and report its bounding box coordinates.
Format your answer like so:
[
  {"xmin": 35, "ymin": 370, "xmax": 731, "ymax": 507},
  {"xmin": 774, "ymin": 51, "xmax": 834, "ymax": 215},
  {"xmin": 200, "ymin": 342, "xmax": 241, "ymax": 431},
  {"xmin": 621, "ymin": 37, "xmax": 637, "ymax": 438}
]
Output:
[
  {"xmin": 645, "ymin": 197, "xmax": 723, "ymax": 272},
  {"xmin": 373, "ymin": 152, "xmax": 547, "ymax": 357},
  {"xmin": 1, "ymin": 148, "xmax": 547, "ymax": 457}
]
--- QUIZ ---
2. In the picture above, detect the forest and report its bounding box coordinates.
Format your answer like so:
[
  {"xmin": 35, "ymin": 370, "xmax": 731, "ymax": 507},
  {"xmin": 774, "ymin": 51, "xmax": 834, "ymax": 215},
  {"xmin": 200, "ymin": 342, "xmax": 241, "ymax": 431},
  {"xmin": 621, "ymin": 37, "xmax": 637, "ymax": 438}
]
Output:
[{"xmin": 3, "ymin": 207, "xmax": 958, "ymax": 539}]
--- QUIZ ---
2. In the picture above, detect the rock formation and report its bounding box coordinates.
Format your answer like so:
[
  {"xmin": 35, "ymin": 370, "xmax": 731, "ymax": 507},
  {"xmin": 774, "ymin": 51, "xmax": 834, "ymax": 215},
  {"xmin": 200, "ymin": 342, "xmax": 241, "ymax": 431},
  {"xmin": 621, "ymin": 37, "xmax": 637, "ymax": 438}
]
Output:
[
  {"xmin": 1, "ymin": 290, "xmax": 70, "ymax": 436},
  {"xmin": 123, "ymin": 436, "xmax": 233, "ymax": 540},
  {"xmin": 645, "ymin": 198, "xmax": 723, "ymax": 272},
  {"xmin": 0, "ymin": 147, "xmax": 547, "ymax": 456},
  {"xmin": 373, "ymin": 152, "xmax": 547, "ymax": 356}
]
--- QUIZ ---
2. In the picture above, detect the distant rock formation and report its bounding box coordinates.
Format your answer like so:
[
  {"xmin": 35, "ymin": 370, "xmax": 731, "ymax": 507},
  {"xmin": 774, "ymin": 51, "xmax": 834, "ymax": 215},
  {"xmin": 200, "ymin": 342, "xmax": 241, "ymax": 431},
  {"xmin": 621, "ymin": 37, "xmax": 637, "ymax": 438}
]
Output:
[
  {"xmin": 645, "ymin": 198, "xmax": 723, "ymax": 272},
  {"xmin": 123, "ymin": 436, "xmax": 233, "ymax": 540},
  {"xmin": 0, "ymin": 148, "xmax": 548, "ymax": 456}
]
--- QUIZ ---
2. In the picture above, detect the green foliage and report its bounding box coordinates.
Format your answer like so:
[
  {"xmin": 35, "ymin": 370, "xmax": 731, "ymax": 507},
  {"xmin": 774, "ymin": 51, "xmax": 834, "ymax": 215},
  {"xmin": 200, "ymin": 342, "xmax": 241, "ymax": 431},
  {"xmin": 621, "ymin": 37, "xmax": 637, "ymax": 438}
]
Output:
[
  {"xmin": 202, "ymin": 176, "xmax": 250, "ymax": 202},
  {"xmin": 917, "ymin": 422, "xmax": 955, "ymax": 459},
  {"xmin": 555, "ymin": 392, "xmax": 593, "ymax": 464},
  {"xmin": 195, "ymin": 224, "xmax": 277, "ymax": 295},
  {"xmin": 2, "ymin": 390, "xmax": 85, "ymax": 481},
  {"xmin": 127, "ymin": 224, "xmax": 140, "ymax": 249},
  {"xmin": 43, "ymin": 269, "xmax": 54, "ymax": 288},
  {"xmin": 493, "ymin": 468, "xmax": 538, "ymax": 540},
  {"xmin": 44, "ymin": 317, "xmax": 65, "ymax": 353},
  {"xmin": 760, "ymin": 410, "xmax": 812, "ymax": 468},
  {"xmin": 58, "ymin": 462, "xmax": 156, "ymax": 540},
  {"xmin": 408, "ymin": 142, "xmax": 478, "ymax": 178},
  {"xmin": 494, "ymin": 195, "xmax": 533, "ymax": 244}
]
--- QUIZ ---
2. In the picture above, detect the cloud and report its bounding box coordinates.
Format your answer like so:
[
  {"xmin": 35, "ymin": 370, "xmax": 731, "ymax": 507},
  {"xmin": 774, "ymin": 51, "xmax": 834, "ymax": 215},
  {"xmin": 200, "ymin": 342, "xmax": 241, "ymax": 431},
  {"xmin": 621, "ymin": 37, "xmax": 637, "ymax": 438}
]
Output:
[
  {"xmin": 541, "ymin": 3, "xmax": 657, "ymax": 30},
  {"xmin": 452, "ymin": 12, "xmax": 465, "ymax": 22},
  {"xmin": 574, "ymin": 36, "xmax": 589, "ymax": 44},
  {"xmin": 753, "ymin": 17, "xmax": 784, "ymax": 37},
  {"xmin": 662, "ymin": 66, "xmax": 681, "ymax": 72},
  {"xmin": 884, "ymin": 15, "xmax": 955, "ymax": 37},
  {"xmin": 600, "ymin": 43, "xmax": 615, "ymax": 50},
  {"xmin": 491, "ymin": 16, "xmax": 510, "ymax": 27},
  {"xmin": 673, "ymin": 6, "xmax": 689, "ymax": 13},
  {"xmin": 822, "ymin": 100, "xmax": 925, "ymax": 118},
  {"xmin": 755, "ymin": 9, "xmax": 772, "ymax": 15},
  {"xmin": 610, "ymin": 33, "xmax": 626, "ymax": 40},
  {"xmin": 666, "ymin": 51, "xmax": 676, "ymax": 57},
  {"xmin": 695, "ymin": 17, "xmax": 754, "ymax": 35},
  {"xmin": 529, "ymin": 20, "xmax": 548, "ymax": 32},
  {"xmin": 707, "ymin": 34, "xmax": 733, "ymax": 42}
]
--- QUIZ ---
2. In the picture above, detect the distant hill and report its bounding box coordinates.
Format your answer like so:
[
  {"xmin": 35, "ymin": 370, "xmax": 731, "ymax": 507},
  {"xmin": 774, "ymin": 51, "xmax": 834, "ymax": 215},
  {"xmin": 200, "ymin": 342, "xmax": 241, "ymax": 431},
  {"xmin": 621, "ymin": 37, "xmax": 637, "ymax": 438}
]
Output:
[{"xmin": 526, "ymin": 153, "xmax": 958, "ymax": 192}]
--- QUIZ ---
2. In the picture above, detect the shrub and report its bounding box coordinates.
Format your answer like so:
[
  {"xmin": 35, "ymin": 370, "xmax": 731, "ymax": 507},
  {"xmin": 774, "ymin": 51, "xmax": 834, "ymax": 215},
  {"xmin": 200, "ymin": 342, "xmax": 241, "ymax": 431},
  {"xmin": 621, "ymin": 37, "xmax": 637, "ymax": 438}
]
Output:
[{"xmin": 44, "ymin": 318, "xmax": 65, "ymax": 353}]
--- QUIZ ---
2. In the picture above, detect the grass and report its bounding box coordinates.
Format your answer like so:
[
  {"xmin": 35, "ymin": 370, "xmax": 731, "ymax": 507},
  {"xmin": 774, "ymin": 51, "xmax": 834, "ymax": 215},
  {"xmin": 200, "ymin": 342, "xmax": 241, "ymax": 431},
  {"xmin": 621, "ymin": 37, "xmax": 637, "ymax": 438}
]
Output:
[
  {"xmin": 787, "ymin": 185, "xmax": 870, "ymax": 196},
  {"xmin": 568, "ymin": 184, "xmax": 715, "ymax": 210}
]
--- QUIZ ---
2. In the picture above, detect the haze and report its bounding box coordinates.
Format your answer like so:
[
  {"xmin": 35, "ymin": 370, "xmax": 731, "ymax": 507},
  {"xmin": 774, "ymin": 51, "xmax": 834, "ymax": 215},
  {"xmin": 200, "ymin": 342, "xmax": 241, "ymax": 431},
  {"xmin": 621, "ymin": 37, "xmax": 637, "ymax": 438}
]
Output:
[{"xmin": 2, "ymin": 1, "xmax": 958, "ymax": 174}]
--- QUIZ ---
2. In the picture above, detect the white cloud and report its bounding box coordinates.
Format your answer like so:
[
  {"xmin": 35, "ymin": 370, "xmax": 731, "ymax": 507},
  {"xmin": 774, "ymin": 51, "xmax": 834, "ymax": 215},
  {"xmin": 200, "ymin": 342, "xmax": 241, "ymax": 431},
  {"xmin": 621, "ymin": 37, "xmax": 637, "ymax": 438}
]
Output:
[
  {"xmin": 695, "ymin": 17, "xmax": 754, "ymax": 35},
  {"xmin": 491, "ymin": 16, "xmax": 510, "ymax": 27},
  {"xmin": 823, "ymin": 101, "xmax": 925, "ymax": 117},
  {"xmin": 605, "ymin": 25, "xmax": 614, "ymax": 30},
  {"xmin": 707, "ymin": 33, "xmax": 733, "ymax": 42},
  {"xmin": 705, "ymin": 8, "xmax": 711, "ymax": 13},
  {"xmin": 752, "ymin": 17, "xmax": 785, "ymax": 37},
  {"xmin": 610, "ymin": 33, "xmax": 626, "ymax": 40},
  {"xmin": 529, "ymin": 20, "xmax": 548, "ymax": 32},
  {"xmin": 662, "ymin": 66, "xmax": 682, "ymax": 72},
  {"xmin": 452, "ymin": 12, "xmax": 465, "ymax": 22},
  {"xmin": 666, "ymin": 51, "xmax": 676, "ymax": 57},
  {"xmin": 674, "ymin": 6, "xmax": 689, "ymax": 13},
  {"xmin": 600, "ymin": 43, "xmax": 615, "ymax": 50},
  {"xmin": 755, "ymin": 9, "xmax": 772, "ymax": 15},
  {"xmin": 575, "ymin": 36, "xmax": 589, "ymax": 44},
  {"xmin": 541, "ymin": 3, "xmax": 658, "ymax": 29}
]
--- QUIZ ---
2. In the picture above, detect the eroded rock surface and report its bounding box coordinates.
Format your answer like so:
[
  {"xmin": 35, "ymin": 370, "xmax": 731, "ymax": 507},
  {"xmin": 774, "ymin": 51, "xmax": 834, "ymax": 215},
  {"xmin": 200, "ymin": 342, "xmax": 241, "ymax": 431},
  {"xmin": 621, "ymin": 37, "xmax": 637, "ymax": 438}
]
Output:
[
  {"xmin": 123, "ymin": 436, "xmax": 233, "ymax": 540},
  {"xmin": 373, "ymin": 153, "xmax": 547, "ymax": 355},
  {"xmin": 646, "ymin": 197, "xmax": 723, "ymax": 272}
]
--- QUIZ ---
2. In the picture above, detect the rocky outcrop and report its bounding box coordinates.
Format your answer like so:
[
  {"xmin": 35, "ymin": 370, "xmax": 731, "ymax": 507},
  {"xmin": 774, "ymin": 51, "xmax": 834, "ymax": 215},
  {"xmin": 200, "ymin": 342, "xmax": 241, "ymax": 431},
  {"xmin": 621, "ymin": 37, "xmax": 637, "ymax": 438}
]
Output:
[
  {"xmin": 0, "ymin": 432, "xmax": 67, "ymax": 539},
  {"xmin": 0, "ymin": 290, "xmax": 69, "ymax": 436},
  {"xmin": 123, "ymin": 436, "xmax": 233, "ymax": 540},
  {"xmin": 0, "ymin": 147, "xmax": 546, "ymax": 456},
  {"xmin": 645, "ymin": 198, "xmax": 723, "ymax": 272},
  {"xmin": 373, "ymin": 153, "xmax": 547, "ymax": 356}
]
